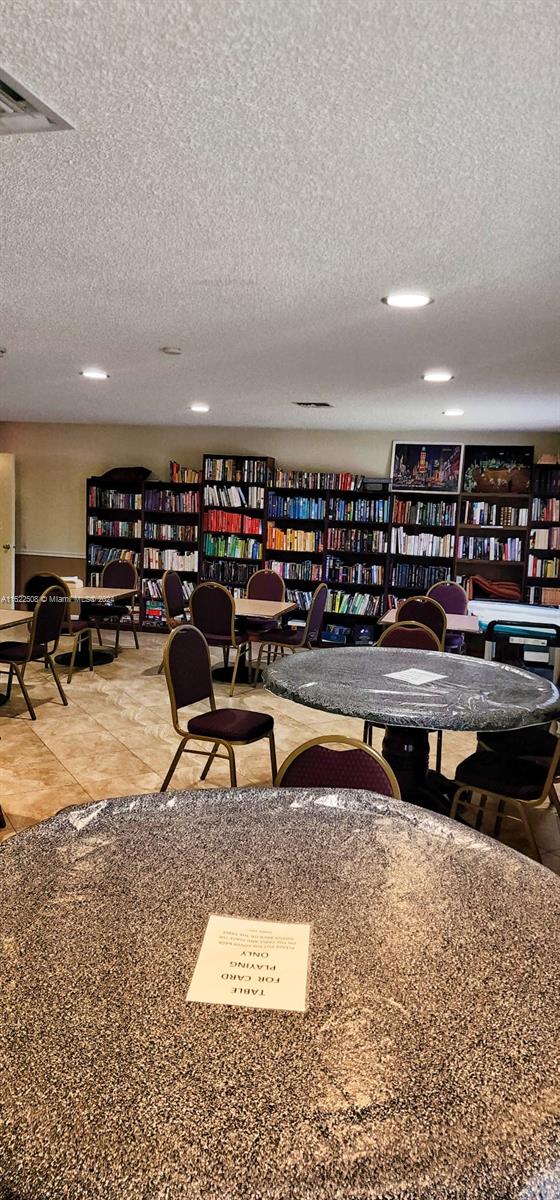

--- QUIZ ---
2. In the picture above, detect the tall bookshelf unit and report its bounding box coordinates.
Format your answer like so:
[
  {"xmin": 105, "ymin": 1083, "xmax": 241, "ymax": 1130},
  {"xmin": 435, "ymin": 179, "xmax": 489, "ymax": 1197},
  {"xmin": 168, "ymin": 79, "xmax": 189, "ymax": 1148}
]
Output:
[
  {"xmin": 86, "ymin": 480, "xmax": 143, "ymax": 583},
  {"xmin": 526, "ymin": 464, "xmax": 560, "ymax": 604},
  {"xmin": 266, "ymin": 474, "xmax": 326, "ymax": 618},
  {"xmin": 142, "ymin": 479, "xmax": 201, "ymax": 626},
  {"xmin": 324, "ymin": 484, "xmax": 389, "ymax": 625},
  {"xmin": 454, "ymin": 493, "xmax": 530, "ymax": 595},
  {"xmin": 387, "ymin": 493, "xmax": 457, "ymax": 607},
  {"xmin": 201, "ymin": 454, "xmax": 274, "ymax": 596}
]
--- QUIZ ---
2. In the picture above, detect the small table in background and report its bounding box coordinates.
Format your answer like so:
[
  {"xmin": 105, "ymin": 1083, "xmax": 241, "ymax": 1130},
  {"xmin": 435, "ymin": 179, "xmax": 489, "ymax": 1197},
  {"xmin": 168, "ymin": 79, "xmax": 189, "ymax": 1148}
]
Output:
[
  {"xmin": 211, "ymin": 597, "xmax": 298, "ymax": 684},
  {"xmin": 55, "ymin": 584, "xmax": 138, "ymax": 670}
]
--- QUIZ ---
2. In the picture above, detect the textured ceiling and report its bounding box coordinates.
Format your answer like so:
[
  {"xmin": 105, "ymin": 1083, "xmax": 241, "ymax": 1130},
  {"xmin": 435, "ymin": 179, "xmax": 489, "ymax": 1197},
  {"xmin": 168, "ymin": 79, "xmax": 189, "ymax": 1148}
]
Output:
[{"xmin": 1, "ymin": 0, "xmax": 559, "ymax": 430}]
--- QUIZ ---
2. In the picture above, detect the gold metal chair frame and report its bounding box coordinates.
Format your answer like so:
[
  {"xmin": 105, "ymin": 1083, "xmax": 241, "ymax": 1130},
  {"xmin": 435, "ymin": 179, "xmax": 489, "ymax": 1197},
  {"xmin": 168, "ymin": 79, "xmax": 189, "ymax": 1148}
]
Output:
[
  {"xmin": 274, "ymin": 733, "xmax": 401, "ymax": 798},
  {"xmin": 251, "ymin": 582, "xmax": 328, "ymax": 687},
  {"xmin": 395, "ymin": 595, "xmax": 448, "ymax": 650},
  {"xmin": 95, "ymin": 562, "xmax": 140, "ymax": 653},
  {"xmin": 449, "ymin": 736, "xmax": 560, "ymax": 863},
  {"xmin": 1, "ymin": 586, "xmax": 69, "ymax": 720},
  {"xmin": 189, "ymin": 580, "xmax": 249, "ymax": 697},
  {"xmin": 160, "ymin": 626, "xmax": 277, "ymax": 791},
  {"xmin": 246, "ymin": 568, "xmax": 286, "ymax": 600},
  {"xmin": 22, "ymin": 572, "xmax": 94, "ymax": 684},
  {"xmin": 376, "ymin": 620, "xmax": 442, "ymax": 650}
]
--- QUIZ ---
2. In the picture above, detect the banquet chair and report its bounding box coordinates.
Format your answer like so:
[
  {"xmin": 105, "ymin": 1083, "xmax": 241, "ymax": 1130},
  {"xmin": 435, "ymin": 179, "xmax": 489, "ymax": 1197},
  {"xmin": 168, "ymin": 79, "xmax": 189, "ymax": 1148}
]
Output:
[
  {"xmin": 161, "ymin": 625, "xmax": 277, "ymax": 790},
  {"xmin": 0, "ymin": 585, "xmax": 69, "ymax": 719},
  {"xmin": 84, "ymin": 560, "xmax": 140, "ymax": 653},
  {"xmin": 157, "ymin": 570, "xmax": 189, "ymax": 673},
  {"xmin": 246, "ymin": 569, "xmax": 286, "ymax": 633},
  {"xmin": 395, "ymin": 595, "xmax": 447, "ymax": 649},
  {"xmin": 275, "ymin": 735, "xmax": 400, "ymax": 798},
  {"xmin": 190, "ymin": 581, "xmax": 249, "ymax": 697},
  {"xmin": 23, "ymin": 572, "xmax": 94, "ymax": 684},
  {"xmin": 364, "ymin": 621, "xmax": 443, "ymax": 766},
  {"xmin": 450, "ymin": 735, "xmax": 560, "ymax": 863},
  {"xmin": 251, "ymin": 582, "xmax": 328, "ymax": 687},
  {"xmin": 427, "ymin": 581, "xmax": 468, "ymax": 653}
]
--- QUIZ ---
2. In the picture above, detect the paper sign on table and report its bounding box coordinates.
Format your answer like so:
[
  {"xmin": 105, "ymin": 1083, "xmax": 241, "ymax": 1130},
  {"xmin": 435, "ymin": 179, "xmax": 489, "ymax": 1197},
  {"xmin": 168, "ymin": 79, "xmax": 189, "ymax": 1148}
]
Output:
[
  {"xmin": 187, "ymin": 914, "xmax": 311, "ymax": 1012},
  {"xmin": 386, "ymin": 667, "xmax": 447, "ymax": 685}
]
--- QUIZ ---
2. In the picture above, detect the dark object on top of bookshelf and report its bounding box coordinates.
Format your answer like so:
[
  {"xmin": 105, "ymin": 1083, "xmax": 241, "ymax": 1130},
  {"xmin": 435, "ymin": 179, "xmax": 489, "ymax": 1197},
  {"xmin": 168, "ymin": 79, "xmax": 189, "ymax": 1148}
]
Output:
[
  {"xmin": 462, "ymin": 446, "xmax": 533, "ymax": 494},
  {"xmin": 100, "ymin": 466, "xmax": 152, "ymax": 483},
  {"xmin": 390, "ymin": 443, "xmax": 463, "ymax": 493},
  {"xmin": 361, "ymin": 477, "xmax": 390, "ymax": 492}
]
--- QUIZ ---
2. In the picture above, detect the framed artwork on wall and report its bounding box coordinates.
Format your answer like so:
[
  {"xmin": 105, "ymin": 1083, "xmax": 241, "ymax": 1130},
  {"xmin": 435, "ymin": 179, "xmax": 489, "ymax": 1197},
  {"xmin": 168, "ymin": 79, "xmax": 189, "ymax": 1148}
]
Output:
[
  {"xmin": 462, "ymin": 446, "xmax": 533, "ymax": 493},
  {"xmin": 389, "ymin": 442, "xmax": 463, "ymax": 493}
]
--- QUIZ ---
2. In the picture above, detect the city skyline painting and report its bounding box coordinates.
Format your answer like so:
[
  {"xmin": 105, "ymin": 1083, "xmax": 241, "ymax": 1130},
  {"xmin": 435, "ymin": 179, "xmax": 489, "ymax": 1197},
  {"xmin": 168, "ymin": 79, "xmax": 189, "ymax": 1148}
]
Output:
[{"xmin": 390, "ymin": 442, "xmax": 463, "ymax": 493}]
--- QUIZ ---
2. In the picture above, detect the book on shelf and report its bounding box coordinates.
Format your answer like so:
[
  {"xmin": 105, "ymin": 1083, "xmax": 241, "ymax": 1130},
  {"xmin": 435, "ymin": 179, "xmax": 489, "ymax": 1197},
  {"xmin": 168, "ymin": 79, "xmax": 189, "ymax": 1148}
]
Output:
[
  {"xmin": 391, "ymin": 498, "xmax": 456, "ymax": 526},
  {"xmin": 461, "ymin": 500, "xmax": 528, "ymax": 526},
  {"xmin": 201, "ymin": 560, "xmax": 255, "ymax": 587},
  {"xmin": 267, "ymin": 494, "xmax": 326, "ymax": 520},
  {"xmin": 88, "ymin": 486, "xmax": 142, "ymax": 510},
  {"xmin": 526, "ymin": 586, "xmax": 560, "ymax": 605},
  {"xmin": 390, "ymin": 563, "xmax": 450, "ymax": 589},
  {"xmin": 390, "ymin": 529, "xmax": 454, "ymax": 557},
  {"xmin": 143, "ymin": 577, "xmax": 194, "ymax": 603},
  {"xmin": 265, "ymin": 559, "xmax": 322, "ymax": 581},
  {"xmin": 327, "ymin": 528, "xmax": 387, "ymax": 553},
  {"xmin": 88, "ymin": 518, "xmax": 141, "ymax": 538},
  {"xmin": 145, "ymin": 489, "xmax": 199, "ymax": 513},
  {"xmin": 169, "ymin": 461, "xmax": 201, "ymax": 484},
  {"xmin": 456, "ymin": 535, "xmax": 523, "ymax": 562},
  {"xmin": 203, "ymin": 510, "xmax": 262, "ymax": 535},
  {"xmin": 530, "ymin": 528, "xmax": 560, "ymax": 550},
  {"xmin": 286, "ymin": 588, "xmax": 313, "ymax": 610},
  {"xmin": 143, "ymin": 548, "xmax": 198, "ymax": 572},
  {"xmin": 204, "ymin": 456, "xmax": 272, "ymax": 485},
  {"xmin": 326, "ymin": 591, "xmax": 381, "ymax": 617},
  {"xmin": 88, "ymin": 545, "xmax": 140, "ymax": 567},
  {"xmin": 266, "ymin": 525, "xmax": 323, "ymax": 553},
  {"xmin": 329, "ymin": 496, "xmax": 389, "ymax": 523},
  {"xmin": 533, "ymin": 465, "xmax": 560, "ymax": 492},
  {"xmin": 527, "ymin": 555, "xmax": 560, "ymax": 579},
  {"xmin": 203, "ymin": 484, "xmax": 265, "ymax": 509},
  {"xmin": 202, "ymin": 533, "xmax": 262, "ymax": 560},
  {"xmin": 531, "ymin": 497, "xmax": 560, "ymax": 523},
  {"xmin": 325, "ymin": 557, "xmax": 384, "ymax": 586},
  {"xmin": 144, "ymin": 522, "xmax": 198, "ymax": 542},
  {"xmin": 274, "ymin": 469, "xmax": 364, "ymax": 490}
]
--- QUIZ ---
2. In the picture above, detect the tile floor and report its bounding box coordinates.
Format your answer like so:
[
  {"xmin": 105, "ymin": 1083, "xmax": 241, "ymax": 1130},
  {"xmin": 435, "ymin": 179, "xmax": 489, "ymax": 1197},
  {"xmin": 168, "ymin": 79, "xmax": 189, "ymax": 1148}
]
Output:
[{"xmin": 0, "ymin": 630, "xmax": 559, "ymax": 873}]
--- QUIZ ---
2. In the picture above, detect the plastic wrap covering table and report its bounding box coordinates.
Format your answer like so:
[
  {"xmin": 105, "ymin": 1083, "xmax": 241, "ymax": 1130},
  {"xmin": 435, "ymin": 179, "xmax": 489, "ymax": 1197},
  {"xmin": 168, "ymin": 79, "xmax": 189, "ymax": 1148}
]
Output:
[
  {"xmin": 265, "ymin": 646, "xmax": 560, "ymax": 809},
  {"xmin": 1, "ymin": 787, "xmax": 559, "ymax": 1199}
]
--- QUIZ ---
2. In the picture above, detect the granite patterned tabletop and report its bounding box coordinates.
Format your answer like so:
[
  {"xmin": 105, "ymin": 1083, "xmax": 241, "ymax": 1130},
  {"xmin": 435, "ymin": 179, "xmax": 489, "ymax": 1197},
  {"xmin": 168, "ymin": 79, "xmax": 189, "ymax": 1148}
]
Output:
[
  {"xmin": 265, "ymin": 646, "xmax": 560, "ymax": 730},
  {"xmin": 2, "ymin": 787, "xmax": 560, "ymax": 1200}
]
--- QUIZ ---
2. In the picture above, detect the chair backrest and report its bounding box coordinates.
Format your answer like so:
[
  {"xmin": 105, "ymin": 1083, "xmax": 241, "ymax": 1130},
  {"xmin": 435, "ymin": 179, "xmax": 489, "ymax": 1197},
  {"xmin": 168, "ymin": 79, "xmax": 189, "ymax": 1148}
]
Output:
[
  {"xmin": 303, "ymin": 583, "xmax": 328, "ymax": 644},
  {"xmin": 275, "ymin": 735, "xmax": 401, "ymax": 798},
  {"xmin": 190, "ymin": 581, "xmax": 236, "ymax": 642},
  {"xmin": 427, "ymin": 580, "xmax": 468, "ymax": 615},
  {"xmin": 23, "ymin": 573, "xmax": 68, "ymax": 612},
  {"xmin": 162, "ymin": 570, "xmax": 186, "ymax": 624},
  {"xmin": 247, "ymin": 569, "xmax": 286, "ymax": 601},
  {"xmin": 377, "ymin": 621, "xmax": 441, "ymax": 650},
  {"xmin": 101, "ymin": 560, "xmax": 138, "ymax": 591},
  {"xmin": 28, "ymin": 585, "xmax": 69, "ymax": 654},
  {"xmin": 395, "ymin": 595, "xmax": 447, "ymax": 648},
  {"xmin": 163, "ymin": 626, "xmax": 214, "ymax": 730}
]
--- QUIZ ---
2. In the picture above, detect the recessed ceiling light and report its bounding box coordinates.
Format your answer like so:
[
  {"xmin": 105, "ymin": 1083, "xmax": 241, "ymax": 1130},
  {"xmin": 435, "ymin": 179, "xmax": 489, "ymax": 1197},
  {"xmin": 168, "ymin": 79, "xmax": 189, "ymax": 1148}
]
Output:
[
  {"xmin": 443, "ymin": 408, "xmax": 464, "ymax": 416},
  {"xmin": 160, "ymin": 346, "xmax": 182, "ymax": 355},
  {"xmin": 423, "ymin": 369, "xmax": 454, "ymax": 382},
  {"xmin": 190, "ymin": 402, "xmax": 209, "ymax": 413},
  {"xmin": 381, "ymin": 292, "xmax": 433, "ymax": 308},
  {"xmin": 80, "ymin": 368, "xmax": 109, "ymax": 380}
]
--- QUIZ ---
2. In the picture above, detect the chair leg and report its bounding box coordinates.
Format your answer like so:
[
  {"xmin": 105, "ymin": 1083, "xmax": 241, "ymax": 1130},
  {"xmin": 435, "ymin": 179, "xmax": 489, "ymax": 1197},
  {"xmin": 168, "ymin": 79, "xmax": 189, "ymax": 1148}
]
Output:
[
  {"xmin": 252, "ymin": 644, "xmax": 266, "ymax": 688},
  {"xmin": 5, "ymin": 665, "xmax": 13, "ymax": 702},
  {"xmin": 157, "ymin": 660, "xmax": 164, "ymax": 675},
  {"xmin": 225, "ymin": 743, "xmax": 237, "ymax": 786},
  {"xmin": 88, "ymin": 629, "xmax": 94, "ymax": 672},
  {"xmin": 12, "ymin": 663, "xmax": 36, "ymax": 720},
  {"xmin": 435, "ymin": 730, "xmax": 443, "ymax": 774},
  {"xmin": 516, "ymin": 801, "xmax": 542, "ymax": 864},
  {"xmin": 200, "ymin": 742, "xmax": 220, "ymax": 781},
  {"xmin": 160, "ymin": 737, "xmax": 187, "ymax": 791},
  {"xmin": 66, "ymin": 634, "xmax": 79, "ymax": 684},
  {"xmin": 222, "ymin": 646, "xmax": 230, "ymax": 669},
  {"xmin": 229, "ymin": 646, "xmax": 243, "ymax": 697},
  {"xmin": 132, "ymin": 620, "xmax": 140, "ymax": 650},
  {"xmin": 96, "ymin": 624, "xmax": 103, "ymax": 645},
  {"xmin": 47, "ymin": 655, "xmax": 68, "ymax": 706},
  {"xmin": 269, "ymin": 731, "xmax": 278, "ymax": 783},
  {"xmin": 114, "ymin": 623, "xmax": 120, "ymax": 655}
]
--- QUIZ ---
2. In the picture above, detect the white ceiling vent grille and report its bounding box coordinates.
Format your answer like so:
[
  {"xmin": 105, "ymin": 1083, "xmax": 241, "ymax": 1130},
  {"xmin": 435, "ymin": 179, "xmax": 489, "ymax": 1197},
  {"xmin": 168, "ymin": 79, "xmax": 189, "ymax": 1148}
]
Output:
[
  {"xmin": 0, "ymin": 67, "xmax": 72, "ymax": 135},
  {"xmin": 293, "ymin": 401, "xmax": 333, "ymax": 408}
]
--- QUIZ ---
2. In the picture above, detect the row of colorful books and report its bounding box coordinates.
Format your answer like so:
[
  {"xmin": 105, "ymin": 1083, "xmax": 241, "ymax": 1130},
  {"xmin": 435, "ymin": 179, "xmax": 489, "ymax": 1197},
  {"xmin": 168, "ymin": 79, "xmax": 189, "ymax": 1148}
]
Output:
[
  {"xmin": 266, "ymin": 526, "xmax": 323, "ymax": 553},
  {"xmin": 201, "ymin": 560, "xmax": 254, "ymax": 586},
  {"xmin": 88, "ymin": 545, "xmax": 140, "ymax": 566},
  {"xmin": 389, "ymin": 563, "xmax": 450, "ymax": 589},
  {"xmin": 461, "ymin": 501, "xmax": 528, "ymax": 527},
  {"xmin": 390, "ymin": 530, "xmax": 455, "ymax": 557},
  {"xmin": 391, "ymin": 498, "xmax": 456, "ymax": 527},
  {"xmin": 526, "ymin": 585, "xmax": 560, "ymax": 604},
  {"xmin": 143, "ymin": 577, "xmax": 194, "ymax": 601},
  {"xmin": 456, "ymin": 536, "xmax": 523, "ymax": 561},
  {"xmin": 145, "ymin": 489, "xmax": 199, "ymax": 513},
  {"xmin": 88, "ymin": 487, "xmax": 142, "ymax": 510},
  {"xmin": 265, "ymin": 559, "xmax": 322, "ymax": 581},
  {"xmin": 143, "ymin": 549, "xmax": 199, "ymax": 572},
  {"xmin": 202, "ymin": 534, "xmax": 262, "ymax": 560},
  {"xmin": 88, "ymin": 518, "xmax": 141, "ymax": 539},
  {"xmin": 267, "ymin": 494, "xmax": 326, "ymax": 520},
  {"xmin": 327, "ymin": 528, "xmax": 387, "ymax": 554},
  {"xmin": 527, "ymin": 556, "xmax": 559, "ymax": 579},
  {"xmin": 274, "ymin": 469, "xmax": 364, "ymax": 491},
  {"xmin": 169, "ymin": 461, "xmax": 201, "ymax": 484},
  {"xmin": 531, "ymin": 497, "xmax": 560, "ymax": 523},
  {"xmin": 144, "ymin": 523, "xmax": 198, "ymax": 542},
  {"xmin": 326, "ymin": 591, "xmax": 381, "ymax": 616},
  {"xmin": 203, "ymin": 510, "xmax": 262, "ymax": 535},
  {"xmin": 203, "ymin": 485, "xmax": 265, "ymax": 509},
  {"xmin": 529, "ymin": 528, "xmax": 560, "ymax": 550},
  {"xmin": 204, "ymin": 457, "xmax": 272, "ymax": 485},
  {"xmin": 330, "ymin": 497, "xmax": 389, "ymax": 523},
  {"xmin": 325, "ymin": 558, "xmax": 384, "ymax": 585}
]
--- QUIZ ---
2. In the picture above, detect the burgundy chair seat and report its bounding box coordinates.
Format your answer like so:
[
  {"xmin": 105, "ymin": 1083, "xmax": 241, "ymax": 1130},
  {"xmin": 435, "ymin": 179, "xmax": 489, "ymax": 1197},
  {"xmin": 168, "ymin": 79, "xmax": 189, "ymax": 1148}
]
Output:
[
  {"xmin": 279, "ymin": 744, "xmax": 397, "ymax": 794},
  {"xmin": 188, "ymin": 707, "xmax": 274, "ymax": 741},
  {"xmin": 445, "ymin": 632, "xmax": 464, "ymax": 652},
  {"xmin": 82, "ymin": 603, "xmax": 129, "ymax": 620},
  {"xmin": 0, "ymin": 641, "xmax": 48, "ymax": 662},
  {"xmin": 477, "ymin": 725, "xmax": 557, "ymax": 761},
  {"xmin": 455, "ymin": 751, "xmax": 548, "ymax": 801},
  {"xmin": 250, "ymin": 625, "xmax": 302, "ymax": 645},
  {"xmin": 205, "ymin": 632, "xmax": 242, "ymax": 646}
]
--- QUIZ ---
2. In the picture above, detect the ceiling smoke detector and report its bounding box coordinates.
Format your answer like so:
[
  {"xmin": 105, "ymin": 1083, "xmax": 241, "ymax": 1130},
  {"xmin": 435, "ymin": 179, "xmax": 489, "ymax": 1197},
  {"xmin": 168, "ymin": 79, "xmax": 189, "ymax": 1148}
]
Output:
[
  {"xmin": 0, "ymin": 67, "xmax": 72, "ymax": 135},
  {"xmin": 293, "ymin": 402, "xmax": 333, "ymax": 408}
]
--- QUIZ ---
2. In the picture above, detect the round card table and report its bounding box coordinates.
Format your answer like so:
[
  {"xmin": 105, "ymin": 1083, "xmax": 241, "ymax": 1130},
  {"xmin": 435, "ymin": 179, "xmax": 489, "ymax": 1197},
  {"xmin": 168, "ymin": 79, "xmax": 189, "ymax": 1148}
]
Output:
[
  {"xmin": 265, "ymin": 646, "xmax": 560, "ymax": 809},
  {"xmin": 1, "ymin": 788, "xmax": 559, "ymax": 1199}
]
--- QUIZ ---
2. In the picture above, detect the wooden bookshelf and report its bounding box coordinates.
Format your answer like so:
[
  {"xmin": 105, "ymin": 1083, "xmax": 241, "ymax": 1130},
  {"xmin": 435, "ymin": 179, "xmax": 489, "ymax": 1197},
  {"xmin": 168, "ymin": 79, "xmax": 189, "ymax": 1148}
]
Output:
[
  {"xmin": 526, "ymin": 464, "xmax": 560, "ymax": 605},
  {"xmin": 387, "ymin": 492, "xmax": 457, "ymax": 606},
  {"xmin": 142, "ymin": 479, "xmax": 201, "ymax": 627},
  {"xmin": 323, "ymin": 484, "xmax": 389, "ymax": 627},
  {"xmin": 454, "ymin": 492, "xmax": 530, "ymax": 594},
  {"xmin": 200, "ymin": 454, "xmax": 274, "ymax": 595}
]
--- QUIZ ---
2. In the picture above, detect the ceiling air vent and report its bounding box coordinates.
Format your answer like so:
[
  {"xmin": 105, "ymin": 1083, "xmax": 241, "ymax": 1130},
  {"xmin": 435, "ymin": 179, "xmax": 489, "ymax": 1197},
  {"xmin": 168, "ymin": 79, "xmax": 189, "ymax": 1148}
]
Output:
[
  {"xmin": 0, "ymin": 67, "xmax": 72, "ymax": 135},
  {"xmin": 293, "ymin": 402, "xmax": 332, "ymax": 408}
]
